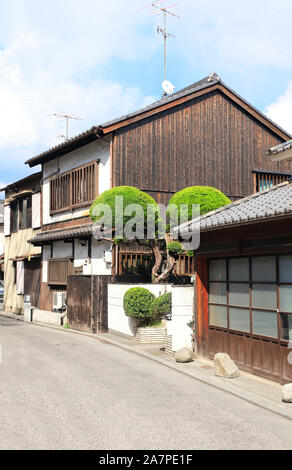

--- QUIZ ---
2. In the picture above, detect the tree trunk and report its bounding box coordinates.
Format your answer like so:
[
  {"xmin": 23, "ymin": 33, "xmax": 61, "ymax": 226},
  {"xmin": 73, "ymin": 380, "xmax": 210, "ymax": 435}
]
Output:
[
  {"xmin": 156, "ymin": 253, "xmax": 176, "ymax": 284},
  {"xmin": 149, "ymin": 240, "xmax": 162, "ymax": 282}
]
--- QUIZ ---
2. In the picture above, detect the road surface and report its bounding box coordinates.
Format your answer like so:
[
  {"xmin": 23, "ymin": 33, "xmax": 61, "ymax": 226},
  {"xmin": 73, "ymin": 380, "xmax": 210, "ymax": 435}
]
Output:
[{"xmin": 0, "ymin": 316, "xmax": 292, "ymax": 450}]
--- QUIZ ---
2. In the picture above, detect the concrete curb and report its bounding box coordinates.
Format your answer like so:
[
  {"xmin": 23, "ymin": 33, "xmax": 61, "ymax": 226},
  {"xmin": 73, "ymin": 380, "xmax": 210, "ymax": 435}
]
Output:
[{"xmin": 1, "ymin": 312, "xmax": 292, "ymax": 422}]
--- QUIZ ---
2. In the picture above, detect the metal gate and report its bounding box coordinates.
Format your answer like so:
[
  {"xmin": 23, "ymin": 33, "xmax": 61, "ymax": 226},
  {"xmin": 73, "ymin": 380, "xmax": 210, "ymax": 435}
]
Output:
[{"xmin": 67, "ymin": 275, "xmax": 113, "ymax": 333}]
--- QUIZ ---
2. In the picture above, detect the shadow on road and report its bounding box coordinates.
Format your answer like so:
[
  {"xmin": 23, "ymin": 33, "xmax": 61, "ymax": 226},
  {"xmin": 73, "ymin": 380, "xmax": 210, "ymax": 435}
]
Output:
[{"xmin": 0, "ymin": 316, "xmax": 22, "ymax": 328}]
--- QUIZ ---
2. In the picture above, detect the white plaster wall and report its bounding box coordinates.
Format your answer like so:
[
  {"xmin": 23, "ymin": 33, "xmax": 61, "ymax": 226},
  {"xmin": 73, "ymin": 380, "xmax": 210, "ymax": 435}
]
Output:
[
  {"xmin": 31, "ymin": 308, "xmax": 62, "ymax": 326},
  {"xmin": 42, "ymin": 245, "xmax": 51, "ymax": 283},
  {"xmin": 108, "ymin": 284, "xmax": 171, "ymax": 337},
  {"xmin": 4, "ymin": 205, "xmax": 10, "ymax": 236},
  {"xmin": 167, "ymin": 286, "xmax": 194, "ymax": 352},
  {"xmin": 74, "ymin": 239, "xmax": 89, "ymax": 268},
  {"xmin": 42, "ymin": 138, "xmax": 111, "ymax": 226},
  {"xmin": 83, "ymin": 239, "xmax": 112, "ymax": 276},
  {"xmin": 42, "ymin": 238, "xmax": 112, "ymax": 277},
  {"xmin": 52, "ymin": 240, "xmax": 73, "ymax": 259},
  {"xmin": 32, "ymin": 192, "xmax": 41, "ymax": 229}
]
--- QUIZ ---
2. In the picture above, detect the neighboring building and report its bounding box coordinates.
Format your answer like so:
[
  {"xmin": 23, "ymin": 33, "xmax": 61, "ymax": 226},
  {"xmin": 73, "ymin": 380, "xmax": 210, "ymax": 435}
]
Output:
[
  {"xmin": 25, "ymin": 73, "xmax": 292, "ymax": 314},
  {"xmin": 175, "ymin": 180, "xmax": 292, "ymax": 384},
  {"xmin": 27, "ymin": 139, "xmax": 113, "ymax": 312},
  {"xmin": 0, "ymin": 200, "xmax": 4, "ymax": 281},
  {"xmin": 1, "ymin": 173, "xmax": 42, "ymax": 314},
  {"xmin": 269, "ymin": 139, "xmax": 292, "ymax": 163}
]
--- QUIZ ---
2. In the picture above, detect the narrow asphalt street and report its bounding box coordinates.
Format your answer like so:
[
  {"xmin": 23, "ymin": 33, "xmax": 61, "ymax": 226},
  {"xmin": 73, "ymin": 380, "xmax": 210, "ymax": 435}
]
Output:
[{"xmin": 0, "ymin": 315, "xmax": 292, "ymax": 450}]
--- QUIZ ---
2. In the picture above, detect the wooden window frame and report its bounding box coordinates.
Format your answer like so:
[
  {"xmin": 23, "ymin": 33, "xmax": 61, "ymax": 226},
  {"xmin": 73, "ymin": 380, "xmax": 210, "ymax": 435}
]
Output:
[
  {"xmin": 10, "ymin": 201, "xmax": 18, "ymax": 234},
  {"xmin": 252, "ymin": 170, "xmax": 291, "ymax": 193},
  {"xmin": 10, "ymin": 196, "xmax": 32, "ymax": 233},
  {"xmin": 208, "ymin": 254, "xmax": 292, "ymax": 343},
  {"xmin": 50, "ymin": 161, "xmax": 99, "ymax": 215}
]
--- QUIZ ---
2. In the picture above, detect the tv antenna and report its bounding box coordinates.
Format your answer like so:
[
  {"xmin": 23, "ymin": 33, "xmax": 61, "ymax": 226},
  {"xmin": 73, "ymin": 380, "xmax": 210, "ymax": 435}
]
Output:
[
  {"xmin": 48, "ymin": 113, "xmax": 83, "ymax": 141},
  {"xmin": 138, "ymin": 1, "xmax": 181, "ymax": 96}
]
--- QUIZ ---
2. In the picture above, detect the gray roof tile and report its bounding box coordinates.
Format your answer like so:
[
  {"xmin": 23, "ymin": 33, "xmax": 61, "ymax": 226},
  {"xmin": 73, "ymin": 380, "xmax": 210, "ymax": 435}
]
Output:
[
  {"xmin": 269, "ymin": 139, "xmax": 292, "ymax": 155},
  {"xmin": 176, "ymin": 181, "xmax": 292, "ymax": 234}
]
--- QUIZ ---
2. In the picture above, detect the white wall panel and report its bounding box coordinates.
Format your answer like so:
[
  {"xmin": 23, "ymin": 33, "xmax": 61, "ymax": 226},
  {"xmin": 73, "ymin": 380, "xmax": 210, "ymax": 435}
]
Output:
[
  {"xmin": 4, "ymin": 205, "xmax": 10, "ymax": 236},
  {"xmin": 32, "ymin": 192, "xmax": 41, "ymax": 229}
]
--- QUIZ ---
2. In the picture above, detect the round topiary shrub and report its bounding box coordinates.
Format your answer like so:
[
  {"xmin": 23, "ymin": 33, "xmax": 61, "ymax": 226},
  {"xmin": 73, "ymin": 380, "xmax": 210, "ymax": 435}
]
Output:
[
  {"xmin": 90, "ymin": 186, "xmax": 160, "ymax": 233},
  {"xmin": 123, "ymin": 287, "xmax": 156, "ymax": 327},
  {"xmin": 151, "ymin": 292, "xmax": 172, "ymax": 321},
  {"xmin": 167, "ymin": 186, "xmax": 231, "ymax": 224}
]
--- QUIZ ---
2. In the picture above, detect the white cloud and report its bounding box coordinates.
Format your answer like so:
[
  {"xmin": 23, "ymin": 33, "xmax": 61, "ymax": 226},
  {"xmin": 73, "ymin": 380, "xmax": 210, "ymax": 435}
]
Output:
[
  {"xmin": 265, "ymin": 82, "xmax": 292, "ymax": 134},
  {"xmin": 1, "ymin": 0, "xmax": 292, "ymax": 183},
  {"xmin": 0, "ymin": 0, "xmax": 156, "ymax": 174},
  {"xmin": 177, "ymin": 0, "xmax": 292, "ymax": 70}
]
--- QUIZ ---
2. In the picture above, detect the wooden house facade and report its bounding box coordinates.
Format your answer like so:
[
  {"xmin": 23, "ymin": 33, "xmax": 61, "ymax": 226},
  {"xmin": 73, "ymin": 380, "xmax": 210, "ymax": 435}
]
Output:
[
  {"xmin": 1, "ymin": 173, "xmax": 42, "ymax": 314},
  {"xmin": 102, "ymin": 75, "xmax": 292, "ymax": 205},
  {"xmin": 175, "ymin": 181, "xmax": 292, "ymax": 384},
  {"xmin": 25, "ymin": 73, "xmax": 292, "ymax": 314}
]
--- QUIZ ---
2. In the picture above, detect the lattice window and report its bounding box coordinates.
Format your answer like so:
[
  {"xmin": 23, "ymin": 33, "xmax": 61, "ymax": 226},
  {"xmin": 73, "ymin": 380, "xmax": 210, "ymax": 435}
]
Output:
[
  {"xmin": 50, "ymin": 161, "xmax": 99, "ymax": 214},
  {"xmin": 253, "ymin": 170, "xmax": 291, "ymax": 193}
]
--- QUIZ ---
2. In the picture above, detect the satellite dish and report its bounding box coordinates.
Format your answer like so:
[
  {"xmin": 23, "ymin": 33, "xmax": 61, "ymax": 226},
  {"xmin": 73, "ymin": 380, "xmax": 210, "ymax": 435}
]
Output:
[{"xmin": 162, "ymin": 80, "xmax": 175, "ymax": 95}]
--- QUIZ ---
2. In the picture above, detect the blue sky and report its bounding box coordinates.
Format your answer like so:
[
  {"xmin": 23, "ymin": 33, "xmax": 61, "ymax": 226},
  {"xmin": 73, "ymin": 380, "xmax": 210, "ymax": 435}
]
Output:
[{"xmin": 1, "ymin": 0, "xmax": 292, "ymax": 187}]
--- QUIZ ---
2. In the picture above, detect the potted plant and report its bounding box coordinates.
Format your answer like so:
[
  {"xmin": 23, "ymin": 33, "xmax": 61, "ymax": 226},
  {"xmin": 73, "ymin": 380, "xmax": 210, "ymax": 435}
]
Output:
[{"xmin": 123, "ymin": 288, "xmax": 169, "ymax": 344}]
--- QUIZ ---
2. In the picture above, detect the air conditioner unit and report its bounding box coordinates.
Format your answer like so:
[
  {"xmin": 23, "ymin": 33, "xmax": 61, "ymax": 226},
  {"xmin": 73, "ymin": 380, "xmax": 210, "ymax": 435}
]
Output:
[{"xmin": 53, "ymin": 292, "xmax": 66, "ymax": 312}]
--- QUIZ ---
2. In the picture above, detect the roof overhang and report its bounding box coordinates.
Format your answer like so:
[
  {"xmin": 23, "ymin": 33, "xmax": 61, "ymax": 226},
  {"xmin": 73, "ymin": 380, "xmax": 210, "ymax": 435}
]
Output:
[
  {"xmin": 270, "ymin": 148, "xmax": 292, "ymax": 163},
  {"xmin": 268, "ymin": 139, "xmax": 292, "ymax": 162},
  {"xmin": 28, "ymin": 223, "xmax": 113, "ymax": 246},
  {"xmin": 176, "ymin": 212, "xmax": 292, "ymax": 236},
  {"xmin": 25, "ymin": 128, "xmax": 103, "ymax": 168},
  {"xmin": 0, "ymin": 172, "xmax": 42, "ymax": 193},
  {"xmin": 173, "ymin": 182, "xmax": 292, "ymax": 236}
]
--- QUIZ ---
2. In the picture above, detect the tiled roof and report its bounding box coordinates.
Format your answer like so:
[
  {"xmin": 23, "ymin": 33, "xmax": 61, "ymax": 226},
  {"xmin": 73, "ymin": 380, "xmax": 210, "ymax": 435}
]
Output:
[
  {"xmin": 175, "ymin": 181, "xmax": 292, "ymax": 234},
  {"xmin": 28, "ymin": 223, "xmax": 98, "ymax": 245},
  {"xmin": 26, "ymin": 73, "xmax": 291, "ymax": 168},
  {"xmin": 268, "ymin": 139, "xmax": 292, "ymax": 155},
  {"xmin": 0, "ymin": 172, "xmax": 42, "ymax": 193}
]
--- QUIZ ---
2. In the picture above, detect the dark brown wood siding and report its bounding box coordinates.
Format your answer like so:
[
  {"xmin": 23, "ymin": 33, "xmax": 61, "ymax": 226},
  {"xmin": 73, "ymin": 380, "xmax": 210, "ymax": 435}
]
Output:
[
  {"xmin": 113, "ymin": 90, "xmax": 292, "ymax": 205},
  {"xmin": 67, "ymin": 275, "xmax": 113, "ymax": 333}
]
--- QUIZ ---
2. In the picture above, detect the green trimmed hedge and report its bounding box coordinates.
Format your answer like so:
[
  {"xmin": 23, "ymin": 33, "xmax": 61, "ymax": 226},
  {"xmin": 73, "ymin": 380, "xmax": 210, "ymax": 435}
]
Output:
[
  {"xmin": 123, "ymin": 287, "xmax": 156, "ymax": 326},
  {"xmin": 151, "ymin": 292, "xmax": 172, "ymax": 321},
  {"xmin": 167, "ymin": 186, "xmax": 231, "ymax": 224},
  {"xmin": 90, "ymin": 186, "xmax": 159, "ymax": 231}
]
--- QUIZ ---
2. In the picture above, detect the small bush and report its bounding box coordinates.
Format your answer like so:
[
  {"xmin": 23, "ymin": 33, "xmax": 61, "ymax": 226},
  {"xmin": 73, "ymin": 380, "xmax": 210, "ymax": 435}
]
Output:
[
  {"xmin": 151, "ymin": 292, "xmax": 172, "ymax": 321},
  {"xmin": 185, "ymin": 250, "xmax": 194, "ymax": 258},
  {"xmin": 123, "ymin": 287, "xmax": 156, "ymax": 326},
  {"xmin": 167, "ymin": 241, "xmax": 183, "ymax": 254}
]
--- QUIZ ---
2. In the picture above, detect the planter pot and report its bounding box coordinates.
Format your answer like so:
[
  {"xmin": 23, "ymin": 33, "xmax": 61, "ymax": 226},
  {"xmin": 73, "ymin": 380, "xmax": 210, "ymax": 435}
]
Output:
[{"xmin": 135, "ymin": 327, "xmax": 167, "ymax": 344}]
